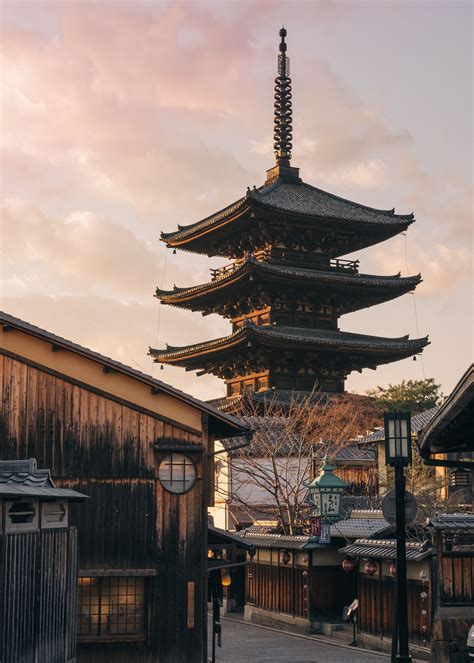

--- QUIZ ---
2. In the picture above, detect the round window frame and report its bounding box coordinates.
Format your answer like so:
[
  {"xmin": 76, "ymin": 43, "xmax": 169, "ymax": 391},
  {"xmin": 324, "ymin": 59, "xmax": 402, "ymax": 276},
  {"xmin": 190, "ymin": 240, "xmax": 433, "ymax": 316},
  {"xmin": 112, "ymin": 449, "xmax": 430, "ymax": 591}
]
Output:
[{"xmin": 158, "ymin": 453, "xmax": 197, "ymax": 495}]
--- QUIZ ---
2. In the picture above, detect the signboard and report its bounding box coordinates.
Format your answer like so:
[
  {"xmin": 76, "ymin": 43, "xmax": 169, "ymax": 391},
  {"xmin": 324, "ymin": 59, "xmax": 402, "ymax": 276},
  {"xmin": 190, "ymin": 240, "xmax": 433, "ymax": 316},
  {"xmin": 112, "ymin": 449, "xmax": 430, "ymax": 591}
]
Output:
[
  {"xmin": 319, "ymin": 523, "xmax": 331, "ymax": 544},
  {"xmin": 382, "ymin": 489, "xmax": 418, "ymax": 526},
  {"xmin": 311, "ymin": 493, "xmax": 341, "ymax": 517},
  {"xmin": 321, "ymin": 493, "xmax": 340, "ymax": 517},
  {"xmin": 310, "ymin": 515, "xmax": 321, "ymax": 537}
]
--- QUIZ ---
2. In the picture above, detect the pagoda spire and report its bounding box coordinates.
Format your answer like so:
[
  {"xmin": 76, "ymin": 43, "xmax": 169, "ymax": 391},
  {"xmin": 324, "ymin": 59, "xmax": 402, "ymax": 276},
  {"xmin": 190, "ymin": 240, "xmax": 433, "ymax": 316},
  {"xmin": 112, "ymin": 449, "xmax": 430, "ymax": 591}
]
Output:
[
  {"xmin": 266, "ymin": 28, "xmax": 300, "ymax": 183},
  {"xmin": 274, "ymin": 27, "xmax": 292, "ymax": 167}
]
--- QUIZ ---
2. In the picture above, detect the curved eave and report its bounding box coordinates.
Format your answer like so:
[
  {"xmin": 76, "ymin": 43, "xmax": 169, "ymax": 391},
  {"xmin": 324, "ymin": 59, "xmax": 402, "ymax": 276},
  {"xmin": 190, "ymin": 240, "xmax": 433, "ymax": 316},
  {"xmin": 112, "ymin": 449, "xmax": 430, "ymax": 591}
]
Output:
[
  {"xmin": 250, "ymin": 180, "xmax": 414, "ymax": 225},
  {"xmin": 150, "ymin": 324, "xmax": 429, "ymax": 366},
  {"xmin": 156, "ymin": 261, "xmax": 422, "ymax": 309},
  {"xmin": 251, "ymin": 198, "xmax": 414, "ymax": 230},
  {"xmin": 160, "ymin": 197, "xmax": 250, "ymax": 248},
  {"xmin": 159, "ymin": 179, "xmax": 414, "ymax": 254}
]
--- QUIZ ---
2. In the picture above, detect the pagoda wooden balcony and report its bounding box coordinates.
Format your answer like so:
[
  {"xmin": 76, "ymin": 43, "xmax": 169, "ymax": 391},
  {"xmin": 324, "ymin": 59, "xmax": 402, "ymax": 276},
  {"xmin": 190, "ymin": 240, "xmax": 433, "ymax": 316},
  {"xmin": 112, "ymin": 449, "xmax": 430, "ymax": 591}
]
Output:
[{"xmin": 210, "ymin": 248, "xmax": 359, "ymax": 281}]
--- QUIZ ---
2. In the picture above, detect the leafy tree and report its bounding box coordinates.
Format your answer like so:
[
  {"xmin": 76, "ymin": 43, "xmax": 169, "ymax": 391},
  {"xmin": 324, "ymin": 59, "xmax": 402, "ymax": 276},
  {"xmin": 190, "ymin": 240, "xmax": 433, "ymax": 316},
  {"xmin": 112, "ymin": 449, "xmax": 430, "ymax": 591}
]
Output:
[{"xmin": 366, "ymin": 378, "xmax": 443, "ymax": 415}]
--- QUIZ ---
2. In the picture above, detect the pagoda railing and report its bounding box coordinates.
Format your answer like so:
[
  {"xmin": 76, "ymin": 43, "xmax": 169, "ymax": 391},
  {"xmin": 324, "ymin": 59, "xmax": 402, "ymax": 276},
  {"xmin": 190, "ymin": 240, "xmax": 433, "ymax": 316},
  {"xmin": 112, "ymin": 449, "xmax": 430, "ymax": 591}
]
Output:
[{"xmin": 210, "ymin": 248, "xmax": 359, "ymax": 281}]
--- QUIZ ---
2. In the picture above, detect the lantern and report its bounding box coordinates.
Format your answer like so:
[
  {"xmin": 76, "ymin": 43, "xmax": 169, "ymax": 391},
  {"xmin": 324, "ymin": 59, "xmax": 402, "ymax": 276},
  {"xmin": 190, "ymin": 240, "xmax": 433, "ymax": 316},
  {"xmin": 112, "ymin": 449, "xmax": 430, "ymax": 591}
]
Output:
[
  {"xmin": 365, "ymin": 560, "xmax": 377, "ymax": 576},
  {"xmin": 221, "ymin": 574, "xmax": 231, "ymax": 587},
  {"xmin": 342, "ymin": 557, "xmax": 355, "ymax": 573},
  {"xmin": 384, "ymin": 411, "xmax": 412, "ymax": 467},
  {"xmin": 305, "ymin": 456, "xmax": 346, "ymax": 518},
  {"xmin": 280, "ymin": 550, "xmax": 291, "ymax": 565},
  {"xmin": 389, "ymin": 562, "xmax": 397, "ymax": 577}
]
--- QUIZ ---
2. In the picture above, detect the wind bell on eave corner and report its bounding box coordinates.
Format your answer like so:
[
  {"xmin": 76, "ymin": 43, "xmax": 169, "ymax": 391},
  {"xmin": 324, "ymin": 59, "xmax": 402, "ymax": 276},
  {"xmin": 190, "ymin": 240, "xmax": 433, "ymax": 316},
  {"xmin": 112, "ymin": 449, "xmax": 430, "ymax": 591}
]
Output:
[{"xmin": 274, "ymin": 27, "xmax": 293, "ymax": 168}]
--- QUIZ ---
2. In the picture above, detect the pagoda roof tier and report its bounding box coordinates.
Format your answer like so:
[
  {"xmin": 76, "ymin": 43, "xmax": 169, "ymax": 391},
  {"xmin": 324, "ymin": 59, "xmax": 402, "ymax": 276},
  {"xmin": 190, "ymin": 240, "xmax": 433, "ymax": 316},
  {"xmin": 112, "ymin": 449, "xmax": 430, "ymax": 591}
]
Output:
[
  {"xmin": 156, "ymin": 257, "xmax": 421, "ymax": 317},
  {"xmin": 160, "ymin": 179, "xmax": 414, "ymax": 258},
  {"xmin": 150, "ymin": 323, "xmax": 429, "ymax": 375}
]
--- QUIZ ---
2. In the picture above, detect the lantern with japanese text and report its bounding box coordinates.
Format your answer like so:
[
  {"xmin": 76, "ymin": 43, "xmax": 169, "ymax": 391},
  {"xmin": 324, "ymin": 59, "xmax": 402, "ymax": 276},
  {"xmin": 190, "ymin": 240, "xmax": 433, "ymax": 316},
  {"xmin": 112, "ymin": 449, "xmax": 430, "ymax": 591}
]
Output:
[{"xmin": 306, "ymin": 457, "xmax": 346, "ymax": 518}]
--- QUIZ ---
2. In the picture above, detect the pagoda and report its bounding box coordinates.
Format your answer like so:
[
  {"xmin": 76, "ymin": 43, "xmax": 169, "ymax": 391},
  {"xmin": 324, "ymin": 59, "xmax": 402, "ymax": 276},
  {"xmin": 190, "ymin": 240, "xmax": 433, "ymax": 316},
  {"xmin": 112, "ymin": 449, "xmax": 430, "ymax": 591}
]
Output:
[{"xmin": 150, "ymin": 28, "xmax": 428, "ymax": 407}]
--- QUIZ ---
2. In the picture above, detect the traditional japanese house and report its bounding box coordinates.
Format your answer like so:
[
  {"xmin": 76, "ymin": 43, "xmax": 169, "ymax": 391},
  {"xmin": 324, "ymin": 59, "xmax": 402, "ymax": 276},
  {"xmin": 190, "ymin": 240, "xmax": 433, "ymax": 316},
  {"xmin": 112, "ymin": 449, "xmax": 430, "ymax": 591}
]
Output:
[
  {"xmin": 238, "ymin": 510, "xmax": 392, "ymax": 636},
  {"xmin": 152, "ymin": 28, "xmax": 428, "ymax": 409},
  {"xmin": 338, "ymin": 537, "xmax": 433, "ymax": 657},
  {"xmin": 0, "ymin": 312, "xmax": 250, "ymax": 663},
  {"xmin": 428, "ymin": 514, "xmax": 474, "ymax": 663},
  {"xmin": 417, "ymin": 365, "xmax": 474, "ymax": 663},
  {"xmin": 0, "ymin": 458, "xmax": 87, "ymax": 663}
]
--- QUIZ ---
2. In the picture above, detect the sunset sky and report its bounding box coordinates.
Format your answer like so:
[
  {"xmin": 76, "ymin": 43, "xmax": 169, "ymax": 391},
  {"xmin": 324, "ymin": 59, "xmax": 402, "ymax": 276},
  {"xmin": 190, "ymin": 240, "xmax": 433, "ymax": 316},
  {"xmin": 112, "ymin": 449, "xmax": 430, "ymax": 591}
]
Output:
[{"xmin": 1, "ymin": 1, "xmax": 472, "ymax": 401}]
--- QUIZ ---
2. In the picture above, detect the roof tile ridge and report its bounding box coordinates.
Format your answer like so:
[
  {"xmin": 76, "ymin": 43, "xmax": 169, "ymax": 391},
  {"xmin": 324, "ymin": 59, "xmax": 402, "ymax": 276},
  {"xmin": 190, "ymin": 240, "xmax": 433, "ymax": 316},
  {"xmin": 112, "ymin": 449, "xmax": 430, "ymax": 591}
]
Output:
[
  {"xmin": 260, "ymin": 262, "xmax": 421, "ymax": 284},
  {"xmin": 257, "ymin": 324, "xmax": 429, "ymax": 345},
  {"xmin": 152, "ymin": 326, "xmax": 246, "ymax": 357},
  {"xmin": 156, "ymin": 259, "xmax": 253, "ymax": 299},
  {"xmin": 160, "ymin": 194, "xmax": 249, "ymax": 240},
  {"xmin": 299, "ymin": 181, "xmax": 415, "ymax": 220}
]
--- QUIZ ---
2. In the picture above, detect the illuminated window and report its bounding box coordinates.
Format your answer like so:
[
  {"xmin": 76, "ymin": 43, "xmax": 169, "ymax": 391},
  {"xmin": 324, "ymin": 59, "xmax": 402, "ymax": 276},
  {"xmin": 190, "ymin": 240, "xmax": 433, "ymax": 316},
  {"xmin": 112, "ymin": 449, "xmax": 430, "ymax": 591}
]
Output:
[
  {"xmin": 77, "ymin": 577, "xmax": 146, "ymax": 639},
  {"xmin": 158, "ymin": 453, "xmax": 196, "ymax": 494}
]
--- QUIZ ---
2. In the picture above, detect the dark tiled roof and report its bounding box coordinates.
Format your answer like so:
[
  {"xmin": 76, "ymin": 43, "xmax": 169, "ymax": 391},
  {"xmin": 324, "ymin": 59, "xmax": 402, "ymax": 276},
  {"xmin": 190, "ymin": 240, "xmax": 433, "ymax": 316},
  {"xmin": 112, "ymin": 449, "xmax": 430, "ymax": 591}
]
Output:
[
  {"xmin": 429, "ymin": 513, "xmax": 474, "ymax": 531},
  {"xmin": 330, "ymin": 517, "xmax": 391, "ymax": 540},
  {"xmin": 0, "ymin": 311, "xmax": 249, "ymax": 437},
  {"xmin": 339, "ymin": 538, "xmax": 431, "ymax": 561},
  {"xmin": 161, "ymin": 178, "xmax": 413, "ymax": 244},
  {"xmin": 252, "ymin": 180, "xmax": 414, "ymax": 225},
  {"xmin": 334, "ymin": 444, "xmax": 375, "ymax": 462},
  {"xmin": 238, "ymin": 530, "xmax": 319, "ymax": 550},
  {"xmin": 419, "ymin": 364, "xmax": 474, "ymax": 455},
  {"xmin": 157, "ymin": 258, "xmax": 421, "ymax": 302},
  {"xmin": 358, "ymin": 406, "xmax": 440, "ymax": 444},
  {"xmin": 152, "ymin": 322, "xmax": 429, "ymax": 361},
  {"xmin": 0, "ymin": 459, "xmax": 87, "ymax": 501}
]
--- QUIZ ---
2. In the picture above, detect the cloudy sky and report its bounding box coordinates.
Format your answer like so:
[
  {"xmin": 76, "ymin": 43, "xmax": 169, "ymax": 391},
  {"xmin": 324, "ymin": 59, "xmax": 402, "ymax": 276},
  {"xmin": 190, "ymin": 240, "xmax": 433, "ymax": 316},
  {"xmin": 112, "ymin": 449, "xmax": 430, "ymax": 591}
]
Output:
[{"xmin": 1, "ymin": 0, "xmax": 472, "ymax": 401}]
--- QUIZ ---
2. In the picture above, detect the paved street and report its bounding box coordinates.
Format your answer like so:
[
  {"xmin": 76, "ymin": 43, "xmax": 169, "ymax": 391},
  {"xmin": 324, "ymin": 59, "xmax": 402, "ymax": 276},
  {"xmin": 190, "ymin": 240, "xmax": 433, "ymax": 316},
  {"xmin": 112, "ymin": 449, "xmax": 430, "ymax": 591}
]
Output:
[{"xmin": 208, "ymin": 617, "xmax": 390, "ymax": 662}]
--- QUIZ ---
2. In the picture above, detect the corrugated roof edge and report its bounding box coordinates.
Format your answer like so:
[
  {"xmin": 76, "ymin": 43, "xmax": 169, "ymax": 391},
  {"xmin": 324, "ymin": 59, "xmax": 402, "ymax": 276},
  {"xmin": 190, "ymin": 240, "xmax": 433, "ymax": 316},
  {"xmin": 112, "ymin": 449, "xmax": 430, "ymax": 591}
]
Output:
[{"xmin": 0, "ymin": 311, "xmax": 249, "ymax": 437}]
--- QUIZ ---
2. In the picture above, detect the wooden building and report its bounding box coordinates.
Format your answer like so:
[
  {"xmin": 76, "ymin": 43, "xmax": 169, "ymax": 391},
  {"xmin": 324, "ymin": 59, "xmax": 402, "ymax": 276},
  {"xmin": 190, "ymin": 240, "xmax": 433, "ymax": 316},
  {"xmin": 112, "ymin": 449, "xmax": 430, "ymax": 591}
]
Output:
[
  {"xmin": 0, "ymin": 311, "xmax": 249, "ymax": 663},
  {"xmin": 0, "ymin": 458, "xmax": 87, "ymax": 663},
  {"xmin": 428, "ymin": 514, "xmax": 474, "ymax": 663},
  {"xmin": 339, "ymin": 537, "xmax": 433, "ymax": 654},
  {"xmin": 237, "ymin": 511, "xmax": 392, "ymax": 634},
  {"xmin": 418, "ymin": 366, "xmax": 474, "ymax": 662},
  {"xmin": 152, "ymin": 28, "xmax": 428, "ymax": 409}
]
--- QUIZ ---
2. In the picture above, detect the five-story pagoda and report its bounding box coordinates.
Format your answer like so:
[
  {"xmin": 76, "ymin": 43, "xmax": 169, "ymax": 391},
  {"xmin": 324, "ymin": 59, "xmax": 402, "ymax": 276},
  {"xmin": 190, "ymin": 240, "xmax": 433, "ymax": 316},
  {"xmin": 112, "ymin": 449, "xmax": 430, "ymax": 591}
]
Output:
[{"xmin": 151, "ymin": 28, "xmax": 428, "ymax": 407}]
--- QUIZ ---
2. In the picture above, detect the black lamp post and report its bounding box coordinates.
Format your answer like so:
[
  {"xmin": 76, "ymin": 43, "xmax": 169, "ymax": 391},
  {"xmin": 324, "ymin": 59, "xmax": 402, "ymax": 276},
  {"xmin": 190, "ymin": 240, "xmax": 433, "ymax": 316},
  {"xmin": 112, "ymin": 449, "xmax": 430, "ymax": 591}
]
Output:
[{"xmin": 384, "ymin": 411, "xmax": 412, "ymax": 663}]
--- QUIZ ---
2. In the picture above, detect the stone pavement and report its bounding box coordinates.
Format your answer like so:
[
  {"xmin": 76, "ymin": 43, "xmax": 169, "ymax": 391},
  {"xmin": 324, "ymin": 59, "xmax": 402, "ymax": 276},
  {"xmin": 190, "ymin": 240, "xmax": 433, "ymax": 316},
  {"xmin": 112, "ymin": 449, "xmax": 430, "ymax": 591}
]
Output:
[{"xmin": 208, "ymin": 616, "xmax": 390, "ymax": 662}]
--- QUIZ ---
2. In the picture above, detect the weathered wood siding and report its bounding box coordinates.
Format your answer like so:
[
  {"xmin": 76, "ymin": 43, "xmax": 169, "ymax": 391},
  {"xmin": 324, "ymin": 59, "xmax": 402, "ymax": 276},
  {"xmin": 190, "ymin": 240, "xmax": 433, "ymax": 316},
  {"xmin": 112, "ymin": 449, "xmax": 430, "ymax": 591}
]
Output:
[
  {"xmin": 0, "ymin": 527, "xmax": 78, "ymax": 663},
  {"xmin": 246, "ymin": 561, "xmax": 307, "ymax": 617},
  {"xmin": 359, "ymin": 576, "xmax": 431, "ymax": 644},
  {"xmin": 0, "ymin": 352, "xmax": 208, "ymax": 663},
  {"xmin": 440, "ymin": 551, "xmax": 474, "ymax": 605}
]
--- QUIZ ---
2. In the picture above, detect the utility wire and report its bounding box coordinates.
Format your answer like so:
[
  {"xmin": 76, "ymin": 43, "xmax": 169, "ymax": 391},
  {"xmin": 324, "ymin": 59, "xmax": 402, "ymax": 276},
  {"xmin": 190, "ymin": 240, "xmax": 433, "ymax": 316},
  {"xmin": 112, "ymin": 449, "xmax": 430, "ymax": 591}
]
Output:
[
  {"xmin": 151, "ymin": 244, "xmax": 169, "ymax": 378},
  {"xmin": 404, "ymin": 233, "xmax": 426, "ymax": 379}
]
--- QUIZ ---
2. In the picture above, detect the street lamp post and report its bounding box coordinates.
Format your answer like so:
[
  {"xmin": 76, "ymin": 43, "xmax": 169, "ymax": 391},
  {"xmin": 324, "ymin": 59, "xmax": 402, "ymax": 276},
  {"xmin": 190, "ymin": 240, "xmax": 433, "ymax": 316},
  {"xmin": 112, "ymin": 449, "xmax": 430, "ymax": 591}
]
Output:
[{"xmin": 384, "ymin": 411, "xmax": 412, "ymax": 663}]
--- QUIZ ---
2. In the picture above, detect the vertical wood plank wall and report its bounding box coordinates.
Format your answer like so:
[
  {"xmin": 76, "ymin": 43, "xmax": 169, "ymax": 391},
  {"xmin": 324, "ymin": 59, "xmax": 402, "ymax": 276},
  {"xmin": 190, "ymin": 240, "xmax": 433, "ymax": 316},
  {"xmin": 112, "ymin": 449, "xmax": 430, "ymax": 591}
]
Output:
[
  {"xmin": 440, "ymin": 552, "xmax": 474, "ymax": 605},
  {"xmin": 0, "ymin": 353, "xmax": 207, "ymax": 663},
  {"xmin": 359, "ymin": 576, "xmax": 432, "ymax": 644}
]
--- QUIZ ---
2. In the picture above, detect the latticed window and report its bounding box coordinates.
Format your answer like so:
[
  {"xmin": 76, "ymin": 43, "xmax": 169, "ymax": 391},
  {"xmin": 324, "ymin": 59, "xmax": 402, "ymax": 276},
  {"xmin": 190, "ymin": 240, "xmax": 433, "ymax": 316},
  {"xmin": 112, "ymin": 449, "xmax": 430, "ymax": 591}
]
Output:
[
  {"xmin": 158, "ymin": 453, "xmax": 196, "ymax": 494},
  {"xmin": 77, "ymin": 577, "xmax": 146, "ymax": 639}
]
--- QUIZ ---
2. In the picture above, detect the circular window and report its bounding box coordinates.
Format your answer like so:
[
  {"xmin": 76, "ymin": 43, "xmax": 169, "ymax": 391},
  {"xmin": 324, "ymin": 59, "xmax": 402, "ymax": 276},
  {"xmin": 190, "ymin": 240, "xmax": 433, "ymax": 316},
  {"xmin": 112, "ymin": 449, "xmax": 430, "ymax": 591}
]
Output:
[{"xmin": 158, "ymin": 453, "xmax": 197, "ymax": 494}]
